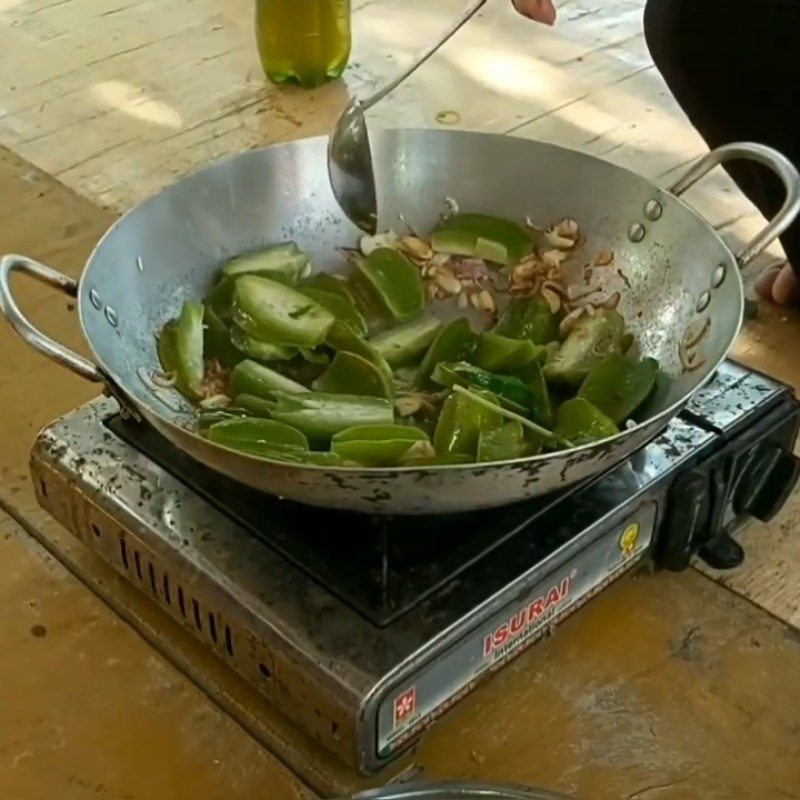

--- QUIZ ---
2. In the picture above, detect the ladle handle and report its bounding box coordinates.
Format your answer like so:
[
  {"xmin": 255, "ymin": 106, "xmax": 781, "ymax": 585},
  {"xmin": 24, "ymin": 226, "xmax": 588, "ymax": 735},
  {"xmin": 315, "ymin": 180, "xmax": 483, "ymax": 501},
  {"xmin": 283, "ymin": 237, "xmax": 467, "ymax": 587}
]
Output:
[{"xmin": 361, "ymin": 0, "xmax": 488, "ymax": 112}]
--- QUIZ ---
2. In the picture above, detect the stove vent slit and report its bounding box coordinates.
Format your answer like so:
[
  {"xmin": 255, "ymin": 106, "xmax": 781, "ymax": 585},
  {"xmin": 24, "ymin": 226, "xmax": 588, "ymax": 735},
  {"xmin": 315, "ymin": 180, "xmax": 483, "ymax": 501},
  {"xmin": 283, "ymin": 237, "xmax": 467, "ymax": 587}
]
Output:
[
  {"xmin": 192, "ymin": 598, "xmax": 202, "ymax": 631},
  {"xmin": 177, "ymin": 586, "xmax": 186, "ymax": 618},
  {"xmin": 119, "ymin": 537, "xmax": 129, "ymax": 570},
  {"xmin": 162, "ymin": 572, "xmax": 171, "ymax": 605},
  {"xmin": 224, "ymin": 624, "xmax": 234, "ymax": 657},
  {"xmin": 208, "ymin": 612, "xmax": 218, "ymax": 643},
  {"xmin": 133, "ymin": 549, "xmax": 143, "ymax": 581},
  {"xmin": 147, "ymin": 561, "xmax": 157, "ymax": 595}
]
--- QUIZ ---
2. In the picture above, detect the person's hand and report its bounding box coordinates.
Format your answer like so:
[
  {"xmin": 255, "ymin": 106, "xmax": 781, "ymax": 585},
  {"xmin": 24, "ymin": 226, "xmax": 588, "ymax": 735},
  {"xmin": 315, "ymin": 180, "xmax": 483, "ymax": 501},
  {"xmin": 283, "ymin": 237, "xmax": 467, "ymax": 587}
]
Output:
[
  {"xmin": 755, "ymin": 263, "xmax": 799, "ymax": 305},
  {"xmin": 513, "ymin": 0, "xmax": 556, "ymax": 25}
]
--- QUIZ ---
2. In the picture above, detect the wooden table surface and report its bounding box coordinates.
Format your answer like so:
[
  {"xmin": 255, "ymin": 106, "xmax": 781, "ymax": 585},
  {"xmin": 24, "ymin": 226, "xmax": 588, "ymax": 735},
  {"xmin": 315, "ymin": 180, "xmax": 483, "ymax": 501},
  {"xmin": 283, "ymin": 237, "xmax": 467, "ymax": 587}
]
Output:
[{"xmin": 0, "ymin": 2, "xmax": 799, "ymax": 798}]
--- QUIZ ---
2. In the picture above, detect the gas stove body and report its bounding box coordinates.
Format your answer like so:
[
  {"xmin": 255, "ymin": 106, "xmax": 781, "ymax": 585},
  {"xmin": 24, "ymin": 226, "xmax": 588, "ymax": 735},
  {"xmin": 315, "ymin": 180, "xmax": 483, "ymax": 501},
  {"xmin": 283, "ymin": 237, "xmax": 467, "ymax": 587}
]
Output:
[{"xmin": 30, "ymin": 361, "xmax": 800, "ymax": 774}]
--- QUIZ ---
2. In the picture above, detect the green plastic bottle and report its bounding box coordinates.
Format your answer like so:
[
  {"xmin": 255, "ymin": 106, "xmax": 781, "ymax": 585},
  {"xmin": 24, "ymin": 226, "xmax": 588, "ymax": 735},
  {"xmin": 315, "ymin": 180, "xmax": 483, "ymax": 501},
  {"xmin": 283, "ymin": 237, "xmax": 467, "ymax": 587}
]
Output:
[{"xmin": 255, "ymin": 0, "xmax": 351, "ymax": 88}]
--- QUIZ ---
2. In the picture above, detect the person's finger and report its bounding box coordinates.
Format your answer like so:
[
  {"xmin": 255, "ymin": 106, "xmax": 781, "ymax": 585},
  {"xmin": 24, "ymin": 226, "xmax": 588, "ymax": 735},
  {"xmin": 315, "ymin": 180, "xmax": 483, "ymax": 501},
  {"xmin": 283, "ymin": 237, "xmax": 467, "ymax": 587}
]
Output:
[
  {"xmin": 755, "ymin": 266, "xmax": 780, "ymax": 299},
  {"xmin": 512, "ymin": 0, "xmax": 557, "ymax": 25},
  {"xmin": 771, "ymin": 263, "xmax": 799, "ymax": 305}
]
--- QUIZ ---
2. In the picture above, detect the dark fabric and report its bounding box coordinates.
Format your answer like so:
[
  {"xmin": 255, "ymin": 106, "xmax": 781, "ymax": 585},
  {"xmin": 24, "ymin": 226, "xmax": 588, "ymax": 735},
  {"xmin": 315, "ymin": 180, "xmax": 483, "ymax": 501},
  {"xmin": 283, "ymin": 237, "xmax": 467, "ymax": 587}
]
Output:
[{"xmin": 643, "ymin": 0, "xmax": 800, "ymax": 269}]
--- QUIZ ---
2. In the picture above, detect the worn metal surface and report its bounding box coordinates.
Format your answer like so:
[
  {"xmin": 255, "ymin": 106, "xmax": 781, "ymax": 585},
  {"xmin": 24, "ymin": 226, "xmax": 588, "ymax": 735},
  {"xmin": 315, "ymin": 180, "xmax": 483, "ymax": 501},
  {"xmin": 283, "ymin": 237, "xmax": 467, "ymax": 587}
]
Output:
[{"xmin": 4, "ymin": 133, "xmax": 799, "ymax": 513}]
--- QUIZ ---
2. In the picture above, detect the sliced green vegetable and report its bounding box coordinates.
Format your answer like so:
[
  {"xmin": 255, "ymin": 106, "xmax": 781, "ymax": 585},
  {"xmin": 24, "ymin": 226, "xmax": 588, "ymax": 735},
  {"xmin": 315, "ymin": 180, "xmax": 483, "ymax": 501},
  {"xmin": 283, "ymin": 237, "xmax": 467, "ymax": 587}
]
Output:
[
  {"xmin": 203, "ymin": 276, "xmax": 236, "ymax": 321},
  {"xmin": 157, "ymin": 321, "xmax": 179, "ymax": 375},
  {"xmin": 209, "ymin": 423, "xmax": 341, "ymax": 465},
  {"xmin": 156, "ymin": 321, "xmax": 209, "ymax": 400},
  {"xmin": 517, "ymin": 358, "xmax": 553, "ymax": 427},
  {"xmin": 233, "ymin": 393, "xmax": 276, "ymax": 417},
  {"xmin": 431, "ymin": 362, "xmax": 531, "ymax": 414},
  {"xmin": 298, "ymin": 347, "xmax": 330, "ymax": 365},
  {"xmin": 370, "ymin": 315, "xmax": 442, "ymax": 367},
  {"xmin": 578, "ymin": 353, "xmax": 659, "ymax": 424},
  {"xmin": 494, "ymin": 295, "xmax": 559, "ymax": 344},
  {"xmin": 331, "ymin": 424, "xmax": 430, "ymax": 466},
  {"xmin": 313, "ymin": 351, "xmax": 393, "ymax": 399},
  {"xmin": 205, "ymin": 414, "xmax": 344, "ymax": 465},
  {"xmin": 333, "ymin": 424, "xmax": 429, "ymax": 444},
  {"xmin": 355, "ymin": 248, "xmax": 425, "ymax": 321},
  {"xmin": 232, "ymin": 275, "xmax": 335, "ymax": 348},
  {"xmin": 230, "ymin": 325, "xmax": 297, "ymax": 361},
  {"xmin": 326, "ymin": 322, "xmax": 394, "ymax": 387},
  {"xmin": 540, "ymin": 341, "xmax": 560, "ymax": 365},
  {"xmin": 207, "ymin": 417, "xmax": 309, "ymax": 452},
  {"xmin": 434, "ymin": 388, "xmax": 502, "ymax": 458},
  {"xmin": 414, "ymin": 318, "xmax": 478, "ymax": 389},
  {"xmin": 544, "ymin": 310, "xmax": 627, "ymax": 387},
  {"xmin": 170, "ymin": 221, "xmax": 655, "ymax": 468},
  {"xmin": 431, "ymin": 213, "xmax": 533, "ymax": 265},
  {"xmin": 221, "ymin": 242, "xmax": 308, "ymax": 282},
  {"xmin": 554, "ymin": 397, "xmax": 619, "ymax": 445},
  {"xmin": 621, "ymin": 332, "xmax": 635, "ymax": 354},
  {"xmin": 266, "ymin": 390, "xmax": 395, "ymax": 444},
  {"xmin": 299, "ymin": 287, "xmax": 368, "ymax": 337},
  {"xmin": 522, "ymin": 428, "xmax": 544, "ymax": 457},
  {"xmin": 302, "ymin": 272, "xmax": 359, "ymax": 305},
  {"xmin": 172, "ymin": 300, "xmax": 205, "ymax": 397},
  {"xmin": 473, "ymin": 332, "xmax": 542, "ymax": 371},
  {"xmin": 203, "ymin": 305, "xmax": 243, "ymax": 369},
  {"xmin": 197, "ymin": 407, "xmax": 249, "ymax": 432},
  {"xmin": 229, "ymin": 360, "xmax": 308, "ymax": 399},
  {"xmin": 327, "ymin": 321, "xmax": 372, "ymax": 357},
  {"xmin": 450, "ymin": 385, "xmax": 569, "ymax": 447},
  {"xmin": 477, "ymin": 421, "xmax": 525, "ymax": 462},
  {"xmin": 334, "ymin": 439, "xmax": 430, "ymax": 467}
]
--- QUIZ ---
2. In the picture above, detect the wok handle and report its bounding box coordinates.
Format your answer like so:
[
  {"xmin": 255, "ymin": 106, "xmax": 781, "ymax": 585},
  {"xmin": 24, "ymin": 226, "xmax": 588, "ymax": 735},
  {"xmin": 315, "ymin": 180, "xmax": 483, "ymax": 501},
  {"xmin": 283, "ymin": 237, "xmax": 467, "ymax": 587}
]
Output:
[
  {"xmin": 669, "ymin": 142, "xmax": 800, "ymax": 268},
  {"xmin": 0, "ymin": 254, "xmax": 104, "ymax": 383}
]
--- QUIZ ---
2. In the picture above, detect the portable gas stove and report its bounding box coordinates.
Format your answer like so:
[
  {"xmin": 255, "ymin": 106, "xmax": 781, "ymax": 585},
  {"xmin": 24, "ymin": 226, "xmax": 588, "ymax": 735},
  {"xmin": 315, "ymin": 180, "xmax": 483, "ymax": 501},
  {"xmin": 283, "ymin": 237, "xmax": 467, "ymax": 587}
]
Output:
[{"xmin": 30, "ymin": 360, "xmax": 800, "ymax": 774}]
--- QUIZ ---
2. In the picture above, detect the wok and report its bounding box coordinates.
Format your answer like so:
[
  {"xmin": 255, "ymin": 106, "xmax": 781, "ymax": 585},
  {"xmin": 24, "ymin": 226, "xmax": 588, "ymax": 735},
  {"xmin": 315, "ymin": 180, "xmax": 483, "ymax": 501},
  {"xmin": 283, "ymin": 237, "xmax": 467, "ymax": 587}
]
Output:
[{"xmin": 2, "ymin": 132, "xmax": 798, "ymax": 514}]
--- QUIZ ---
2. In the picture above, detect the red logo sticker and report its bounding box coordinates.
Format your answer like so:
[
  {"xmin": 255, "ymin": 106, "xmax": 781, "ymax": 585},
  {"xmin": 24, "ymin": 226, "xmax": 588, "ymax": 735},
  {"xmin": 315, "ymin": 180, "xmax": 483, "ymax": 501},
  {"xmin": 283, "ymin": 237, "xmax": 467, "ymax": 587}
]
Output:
[{"xmin": 393, "ymin": 687, "xmax": 416, "ymax": 727}]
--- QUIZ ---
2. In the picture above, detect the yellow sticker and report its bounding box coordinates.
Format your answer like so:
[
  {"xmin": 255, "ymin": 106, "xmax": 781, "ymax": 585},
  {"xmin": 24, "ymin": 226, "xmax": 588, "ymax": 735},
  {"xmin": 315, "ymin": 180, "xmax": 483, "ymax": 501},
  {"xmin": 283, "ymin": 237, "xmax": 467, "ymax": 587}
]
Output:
[{"xmin": 619, "ymin": 522, "xmax": 639, "ymax": 558}]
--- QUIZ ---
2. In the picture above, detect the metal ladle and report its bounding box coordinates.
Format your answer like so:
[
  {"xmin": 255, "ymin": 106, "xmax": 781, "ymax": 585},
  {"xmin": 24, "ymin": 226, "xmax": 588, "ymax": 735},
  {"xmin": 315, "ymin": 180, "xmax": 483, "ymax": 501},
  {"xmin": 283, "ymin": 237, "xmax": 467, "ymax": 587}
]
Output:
[{"xmin": 327, "ymin": 0, "xmax": 487, "ymax": 235}]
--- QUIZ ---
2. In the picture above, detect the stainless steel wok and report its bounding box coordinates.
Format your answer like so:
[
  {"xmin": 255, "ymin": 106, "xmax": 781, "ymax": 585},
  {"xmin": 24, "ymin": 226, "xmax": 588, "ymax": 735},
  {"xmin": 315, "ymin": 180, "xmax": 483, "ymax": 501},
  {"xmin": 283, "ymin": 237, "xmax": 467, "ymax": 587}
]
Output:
[{"xmin": 2, "ymin": 132, "xmax": 798, "ymax": 514}]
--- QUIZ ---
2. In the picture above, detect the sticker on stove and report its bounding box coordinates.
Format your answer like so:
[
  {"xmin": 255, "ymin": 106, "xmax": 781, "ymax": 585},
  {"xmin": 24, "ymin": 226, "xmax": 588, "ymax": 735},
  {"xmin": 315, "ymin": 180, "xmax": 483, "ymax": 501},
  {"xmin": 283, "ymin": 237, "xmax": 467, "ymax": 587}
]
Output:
[
  {"xmin": 373, "ymin": 501, "xmax": 657, "ymax": 760},
  {"xmin": 619, "ymin": 522, "xmax": 639, "ymax": 558},
  {"xmin": 392, "ymin": 686, "xmax": 416, "ymax": 728}
]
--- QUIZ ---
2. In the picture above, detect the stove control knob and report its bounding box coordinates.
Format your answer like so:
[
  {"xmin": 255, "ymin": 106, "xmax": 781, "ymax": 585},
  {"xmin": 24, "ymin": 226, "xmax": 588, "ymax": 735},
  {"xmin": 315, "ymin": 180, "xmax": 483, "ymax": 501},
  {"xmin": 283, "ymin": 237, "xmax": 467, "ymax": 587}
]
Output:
[
  {"xmin": 699, "ymin": 533, "xmax": 744, "ymax": 570},
  {"xmin": 660, "ymin": 468, "xmax": 710, "ymax": 571},
  {"xmin": 735, "ymin": 443, "xmax": 800, "ymax": 523}
]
